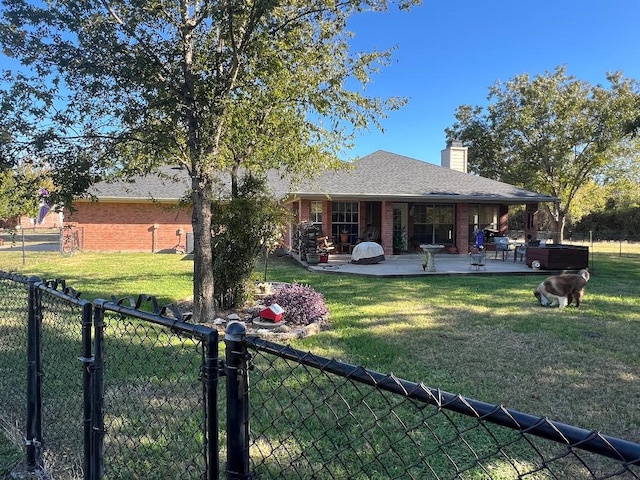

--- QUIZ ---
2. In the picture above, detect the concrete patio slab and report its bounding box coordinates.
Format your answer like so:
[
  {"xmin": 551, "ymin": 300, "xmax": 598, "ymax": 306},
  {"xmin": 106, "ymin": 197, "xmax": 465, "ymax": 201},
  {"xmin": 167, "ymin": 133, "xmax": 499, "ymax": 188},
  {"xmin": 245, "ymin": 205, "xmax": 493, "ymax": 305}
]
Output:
[{"xmin": 304, "ymin": 252, "xmax": 550, "ymax": 278}]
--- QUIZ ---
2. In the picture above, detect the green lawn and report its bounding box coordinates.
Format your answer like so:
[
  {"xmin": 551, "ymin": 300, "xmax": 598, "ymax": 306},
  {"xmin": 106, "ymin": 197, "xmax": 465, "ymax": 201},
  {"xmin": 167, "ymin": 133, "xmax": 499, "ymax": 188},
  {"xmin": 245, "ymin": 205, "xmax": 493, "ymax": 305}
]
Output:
[
  {"xmin": 0, "ymin": 438, "xmax": 21, "ymax": 479},
  {"xmin": 2, "ymin": 247, "xmax": 640, "ymax": 477}
]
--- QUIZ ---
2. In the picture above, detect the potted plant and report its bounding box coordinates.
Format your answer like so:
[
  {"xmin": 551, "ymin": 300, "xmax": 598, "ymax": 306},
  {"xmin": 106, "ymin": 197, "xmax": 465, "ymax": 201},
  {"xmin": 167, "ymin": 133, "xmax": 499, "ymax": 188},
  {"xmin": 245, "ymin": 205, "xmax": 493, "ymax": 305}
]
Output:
[
  {"xmin": 339, "ymin": 228, "xmax": 350, "ymax": 243},
  {"xmin": 306, "ymin": 251, "xmax": 321, "ymax": 265},
  {"xmin": 393, "ymin": 228, "xmax": 405, "ymax": 255}
]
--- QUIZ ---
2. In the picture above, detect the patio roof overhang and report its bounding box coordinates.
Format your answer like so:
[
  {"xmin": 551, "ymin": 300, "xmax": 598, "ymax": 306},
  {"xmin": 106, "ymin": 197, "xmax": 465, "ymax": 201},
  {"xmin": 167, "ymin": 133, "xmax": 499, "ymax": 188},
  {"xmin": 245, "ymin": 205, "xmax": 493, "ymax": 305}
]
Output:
[{"xmin": 281, "ymin": 192, "xmax": 559, "ymax": 205}]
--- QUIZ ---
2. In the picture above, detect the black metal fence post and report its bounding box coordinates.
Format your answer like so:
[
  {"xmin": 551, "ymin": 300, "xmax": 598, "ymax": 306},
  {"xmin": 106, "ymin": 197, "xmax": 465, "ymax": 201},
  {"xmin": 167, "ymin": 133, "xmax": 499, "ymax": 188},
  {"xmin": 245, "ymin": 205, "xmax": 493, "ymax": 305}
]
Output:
[
  {"xmin": 79, "ymin": 301, "xmax": 94, "ymax": 480},
  {"xmin": 225, "ymin": 321, "xmax": 251, "ymax": 480},
  {"xmin": 91, "ymin": 301, "xmax": 107, "ymax": 480},
  {"xmin": 202, "ymin": 329, "xmax": 220, "ymax": 480},
  {"xmin": 25, "ymin": 276, "xmax": 43, "ymax": 470}
]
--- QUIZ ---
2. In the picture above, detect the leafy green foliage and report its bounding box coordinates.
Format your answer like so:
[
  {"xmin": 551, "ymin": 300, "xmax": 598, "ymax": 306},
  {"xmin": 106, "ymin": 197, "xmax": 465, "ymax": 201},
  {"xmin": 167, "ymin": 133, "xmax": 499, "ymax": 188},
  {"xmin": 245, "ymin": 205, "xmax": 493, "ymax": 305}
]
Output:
[
  {"xmin": 211, "ymin": 174, "xmax": 290, "ymax": 309},
  {"xmin": 574, "ymin": 206, "xmax": 640, "ymax": 238},
  {"xmin": 446, "ymin": 66, "xmax": 640, "ymax": 241},
  {"xmin": 0, "ymin": 163, "xmax": 50, "ymax": 223},
  {"xmin": 0, "ymin": 0, "xmax": 420, "ymax": 322}
]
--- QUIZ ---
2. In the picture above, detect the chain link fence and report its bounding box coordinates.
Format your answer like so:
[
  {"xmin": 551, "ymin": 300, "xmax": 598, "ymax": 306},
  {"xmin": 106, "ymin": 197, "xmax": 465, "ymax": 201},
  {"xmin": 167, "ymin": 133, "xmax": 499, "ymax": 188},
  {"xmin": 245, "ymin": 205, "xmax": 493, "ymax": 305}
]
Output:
[
  {"xmin": 39, "ymin": 280, "xmax": 91, "ymax": 478},
  {"xmin": 0, "ymin": 272, "xmax": 30, "ymax": 450},
  {"xmin": 0, "ymin": 273, "xmax": 219, "ymax": 480},
  {"xmin": 2, "ymin": 271, "xmax": 640, "ymax": 479},
  {"xmin": 95, "ymin": 299, "xmax": 218, "ymax": 480},
  {"xmin": 243, "ymin": 333, "xmax": 640, "ymax": 480}
]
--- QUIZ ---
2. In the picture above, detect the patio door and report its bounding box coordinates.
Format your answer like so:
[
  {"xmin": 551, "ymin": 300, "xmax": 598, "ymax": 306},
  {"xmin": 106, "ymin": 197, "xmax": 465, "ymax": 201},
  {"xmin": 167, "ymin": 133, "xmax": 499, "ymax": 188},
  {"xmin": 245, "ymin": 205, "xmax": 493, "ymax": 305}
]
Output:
[{"xmin": 393, "ymin": 203, "xmax": 408, "ymax": 250}]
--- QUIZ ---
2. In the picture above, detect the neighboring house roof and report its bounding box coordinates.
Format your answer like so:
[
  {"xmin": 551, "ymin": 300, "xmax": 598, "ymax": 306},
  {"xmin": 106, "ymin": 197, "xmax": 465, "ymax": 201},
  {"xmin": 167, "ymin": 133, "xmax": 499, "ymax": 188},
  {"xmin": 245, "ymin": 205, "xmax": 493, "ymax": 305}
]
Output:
[
  {"xmin": 80, "ymin": 166, "xmax": 191, "ymax": 203},
  {"xmin": 80, "ymin": 151, "xmax": 557, "ymax": 205}
]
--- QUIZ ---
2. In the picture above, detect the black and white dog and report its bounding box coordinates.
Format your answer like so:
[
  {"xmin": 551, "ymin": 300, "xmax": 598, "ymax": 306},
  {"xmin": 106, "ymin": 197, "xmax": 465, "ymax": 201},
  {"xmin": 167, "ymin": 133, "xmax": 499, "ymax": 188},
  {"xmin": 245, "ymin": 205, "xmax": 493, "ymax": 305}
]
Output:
[{"xmin": 534, "ymin": 269, "xmax": 590, "ymax": 308}]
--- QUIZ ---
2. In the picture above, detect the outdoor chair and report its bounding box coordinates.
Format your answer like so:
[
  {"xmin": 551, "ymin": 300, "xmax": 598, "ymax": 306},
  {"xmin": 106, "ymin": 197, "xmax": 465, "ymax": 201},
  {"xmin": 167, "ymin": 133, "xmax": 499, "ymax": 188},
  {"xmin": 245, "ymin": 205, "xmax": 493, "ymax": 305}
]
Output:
[
  {"xmin": 514, "ymin": 244, "xmax": 527, "ymax": 262},
  {"xmin": 493, "ymin": 237, "xmax": 511, "ymax": 260},
  {"xmin": 358, "ymin": 225, "xmax": 380, "ymax": 243}
]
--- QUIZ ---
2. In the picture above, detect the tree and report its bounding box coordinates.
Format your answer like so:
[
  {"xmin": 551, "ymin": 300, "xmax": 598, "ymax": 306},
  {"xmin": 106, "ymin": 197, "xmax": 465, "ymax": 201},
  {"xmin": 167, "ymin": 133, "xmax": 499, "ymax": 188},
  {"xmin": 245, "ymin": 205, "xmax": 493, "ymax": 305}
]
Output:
[
  {"xmin": 572, "ymin": 145, "xmax": 640, "ymax": 238},
  {"xmin": 0, "ymin": 163, "xmax": 51, "ymax": 225},
  {"xmin": 446, "ymin": 66, "xmax": 640, "ymax": 242},
  {"xmin": 0, "ymin": 0, "xmax": 418, "ymax": 322}
]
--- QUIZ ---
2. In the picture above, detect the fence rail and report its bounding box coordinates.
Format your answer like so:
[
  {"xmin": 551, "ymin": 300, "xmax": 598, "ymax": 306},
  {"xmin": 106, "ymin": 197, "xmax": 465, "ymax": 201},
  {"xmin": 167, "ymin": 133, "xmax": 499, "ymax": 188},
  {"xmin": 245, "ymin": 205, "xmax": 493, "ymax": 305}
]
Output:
[
  {"xmin": 244, "ymin": 328, "xmax": 640, "ymax": 479},
  {"xmin": 2, "ymin": 271, "xmax": 640, "ymax": 479}
]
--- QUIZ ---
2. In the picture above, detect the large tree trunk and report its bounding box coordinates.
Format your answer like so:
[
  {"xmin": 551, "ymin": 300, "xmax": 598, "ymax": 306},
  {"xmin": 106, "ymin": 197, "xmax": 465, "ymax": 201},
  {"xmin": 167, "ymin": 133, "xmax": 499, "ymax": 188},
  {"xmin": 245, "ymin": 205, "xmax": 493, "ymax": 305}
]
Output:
[
  {"xmin": 177, "ymin": 1, "xmax": 217, "ymax": 323},
  {"xmin": 551, "ymin": 204, "xmax": 566, "ymax": 244},
  {"xmin": 558, "ymin": 214, "xmax": 566, "ymax": 244},
  {"xmin": 191, "ymin": 174, "xmax": 215, "ymax": 323}
]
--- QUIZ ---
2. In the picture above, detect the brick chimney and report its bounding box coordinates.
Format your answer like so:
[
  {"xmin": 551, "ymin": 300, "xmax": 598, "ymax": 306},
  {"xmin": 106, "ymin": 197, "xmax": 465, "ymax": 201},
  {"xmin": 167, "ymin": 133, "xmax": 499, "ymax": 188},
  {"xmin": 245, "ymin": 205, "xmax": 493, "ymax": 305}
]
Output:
[{"xmin": 440, "ymin": 139, "xmax": 468, "ymax": 173}]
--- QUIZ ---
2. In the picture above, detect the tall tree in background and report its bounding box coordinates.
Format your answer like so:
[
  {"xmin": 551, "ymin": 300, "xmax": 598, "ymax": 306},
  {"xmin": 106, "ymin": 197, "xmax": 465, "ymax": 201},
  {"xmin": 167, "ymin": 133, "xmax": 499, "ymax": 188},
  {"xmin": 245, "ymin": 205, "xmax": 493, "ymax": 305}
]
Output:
[
  {"xmin": 0, "ymin": 0, "xmax": 418, "ymax": 321},
  {"xmin": 446, "ymin": 66, "xmax": 640, "ymax": 242},
  {"xmin": 0, "ymin": 163, "xmax": 48, "ymax": 224}
]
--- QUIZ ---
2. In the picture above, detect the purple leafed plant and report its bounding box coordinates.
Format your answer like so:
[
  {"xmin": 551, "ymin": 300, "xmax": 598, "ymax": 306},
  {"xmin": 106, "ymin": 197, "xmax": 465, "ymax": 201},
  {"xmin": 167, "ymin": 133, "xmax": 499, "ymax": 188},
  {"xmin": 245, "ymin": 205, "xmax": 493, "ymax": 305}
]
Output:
[{"xmin": 263, "ymin": 283, "xmax": 328, "ymax": 326}]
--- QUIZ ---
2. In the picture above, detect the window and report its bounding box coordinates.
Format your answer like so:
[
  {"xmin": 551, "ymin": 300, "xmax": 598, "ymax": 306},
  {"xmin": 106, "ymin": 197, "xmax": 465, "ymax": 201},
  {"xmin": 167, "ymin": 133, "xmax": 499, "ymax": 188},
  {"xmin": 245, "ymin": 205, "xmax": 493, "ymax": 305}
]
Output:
[
  {"xmin": 331, "ymin": 202, "xmax": 359, "ymax": 243},
  {"xmin": 469, "ymin": 204, "xmax": 498, "ymax": 242},
  {"xmin": 310, "ymin": 201, "xmax": 322, "ymax": 224},
  {"xmin": 412, "ymin": 204, "xmax": 454, "ymax": 244}
]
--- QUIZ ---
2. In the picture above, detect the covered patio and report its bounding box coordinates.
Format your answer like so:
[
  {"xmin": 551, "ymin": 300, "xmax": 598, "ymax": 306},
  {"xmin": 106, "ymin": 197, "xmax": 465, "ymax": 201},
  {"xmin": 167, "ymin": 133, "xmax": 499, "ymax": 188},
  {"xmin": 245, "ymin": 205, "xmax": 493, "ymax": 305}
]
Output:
[{"xmin": 302, "ymin": 252, "xmax": 550, "ymax": 277}]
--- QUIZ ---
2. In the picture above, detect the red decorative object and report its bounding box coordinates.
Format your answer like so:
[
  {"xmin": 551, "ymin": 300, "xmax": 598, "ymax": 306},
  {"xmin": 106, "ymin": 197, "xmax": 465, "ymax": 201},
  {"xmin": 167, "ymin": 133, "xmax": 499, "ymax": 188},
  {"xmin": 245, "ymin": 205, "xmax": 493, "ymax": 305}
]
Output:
[
  {"xmin": 319, "ymin": 253, "xmax": 329, "ymax": 263},
  {"xmin": 259, "ymin": 304, "xmax": 284, "ymax": 323}
]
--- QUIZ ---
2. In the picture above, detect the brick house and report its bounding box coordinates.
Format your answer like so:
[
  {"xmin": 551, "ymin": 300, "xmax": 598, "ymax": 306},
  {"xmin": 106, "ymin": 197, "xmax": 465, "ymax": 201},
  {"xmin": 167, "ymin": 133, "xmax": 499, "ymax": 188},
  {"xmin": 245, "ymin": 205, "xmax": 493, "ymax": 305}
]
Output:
[
  {"xmin": 65, "ymin": 166, "xmax": 193, "ymax": 252},
  {"xmin": 281, "ymin": 145, "xmax": 556, "ymax": 256},
  {"xmin": 62, "ymin": 144, "xmax": 556, "ymax": 254}
]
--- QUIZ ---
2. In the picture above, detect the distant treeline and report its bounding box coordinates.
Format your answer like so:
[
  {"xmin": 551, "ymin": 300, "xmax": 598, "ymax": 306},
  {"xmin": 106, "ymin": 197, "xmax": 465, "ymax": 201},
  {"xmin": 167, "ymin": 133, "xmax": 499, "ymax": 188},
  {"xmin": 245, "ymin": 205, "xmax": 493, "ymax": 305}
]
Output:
[{"xmin": 572, "ymin": 207, "xmax": 640, "ymax": 240}]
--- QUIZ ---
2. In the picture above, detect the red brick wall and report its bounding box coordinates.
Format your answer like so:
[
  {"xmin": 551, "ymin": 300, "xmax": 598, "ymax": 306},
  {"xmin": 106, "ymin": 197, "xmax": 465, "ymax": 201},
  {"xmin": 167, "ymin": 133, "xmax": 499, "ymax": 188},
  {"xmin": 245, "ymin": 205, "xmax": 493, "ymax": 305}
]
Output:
[
  {"xmin": 456, "ymin": 203, "xmax": 470, "ymax": 253},
  {"xmin": 65, "ymin": 202, "xmax": 192, "ymax": 252},
  {"xmin": 381, "ymin": 201, "xmax": 394, "ymax": 255}
]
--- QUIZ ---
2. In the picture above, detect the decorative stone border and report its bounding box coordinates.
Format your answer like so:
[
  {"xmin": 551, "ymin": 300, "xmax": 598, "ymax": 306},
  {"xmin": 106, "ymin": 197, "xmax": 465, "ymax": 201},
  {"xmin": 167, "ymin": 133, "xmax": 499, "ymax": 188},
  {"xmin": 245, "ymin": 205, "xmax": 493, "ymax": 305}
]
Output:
[
  {"xmin": 202, "ymin": 310, "xmax": 324, "ymax": 339},
  {"xmin": 177, "ymin": 281, "xmax": 328, "ymax": 339}
]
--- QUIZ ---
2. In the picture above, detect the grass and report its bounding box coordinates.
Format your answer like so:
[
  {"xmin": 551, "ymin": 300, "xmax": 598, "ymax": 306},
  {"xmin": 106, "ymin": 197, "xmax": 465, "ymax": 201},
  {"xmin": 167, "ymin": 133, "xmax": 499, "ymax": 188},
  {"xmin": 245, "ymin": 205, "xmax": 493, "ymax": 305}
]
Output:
[
  {"xmin": 0, "ymin": 436, "xmax": 21, "ymax": 479},
  {"xmin": 2, "ymin": 245, "xmax": 640, "ymax": 478}
]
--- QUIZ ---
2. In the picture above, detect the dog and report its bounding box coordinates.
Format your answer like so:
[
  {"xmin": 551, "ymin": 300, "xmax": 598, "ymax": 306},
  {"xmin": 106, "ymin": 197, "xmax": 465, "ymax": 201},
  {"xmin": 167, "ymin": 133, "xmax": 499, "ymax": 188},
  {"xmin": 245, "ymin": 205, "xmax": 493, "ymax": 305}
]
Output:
[{"xmin": 534, "ymin": 269, "xmax": 590, "ymax": 308}]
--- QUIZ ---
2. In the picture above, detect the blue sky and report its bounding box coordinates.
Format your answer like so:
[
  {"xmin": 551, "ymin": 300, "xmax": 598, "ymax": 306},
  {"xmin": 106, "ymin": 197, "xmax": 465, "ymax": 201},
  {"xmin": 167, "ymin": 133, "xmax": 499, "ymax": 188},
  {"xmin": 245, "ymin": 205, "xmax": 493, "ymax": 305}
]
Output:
[{"xmin": 345, "ymin": 0, "xmax": 640, "ymax": 164}]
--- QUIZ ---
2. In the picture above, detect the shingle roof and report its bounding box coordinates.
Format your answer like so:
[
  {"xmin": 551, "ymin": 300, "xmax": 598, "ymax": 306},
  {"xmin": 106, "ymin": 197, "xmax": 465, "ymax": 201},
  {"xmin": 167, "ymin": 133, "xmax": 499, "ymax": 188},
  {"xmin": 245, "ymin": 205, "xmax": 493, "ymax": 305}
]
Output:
[
  {"xmin": 281, "ymin": 150, "xmax": 557, "ymax": 204},
  {"xmin": 83, "ymin": 165, "xmax": 191, "ymax": 202},
  {"xmin": 82, "ymin": 151, "xmax": 557, "ymax": 204}
]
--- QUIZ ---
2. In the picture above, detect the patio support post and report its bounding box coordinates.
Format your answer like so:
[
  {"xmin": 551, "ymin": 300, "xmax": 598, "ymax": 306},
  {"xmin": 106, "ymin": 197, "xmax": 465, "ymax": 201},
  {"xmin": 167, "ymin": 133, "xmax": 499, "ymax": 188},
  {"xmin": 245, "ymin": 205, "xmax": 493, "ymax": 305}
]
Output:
[
  {"xmin": 524, "ymin": 203, "xmax": 538, "ymax": 240},
  {"xmin": 456, "ymin": 203, "xmax": 470, "ymax": 253},
  {"xmin": 381, "ymin": 201, "xmax": 394, "ymax": 256}
]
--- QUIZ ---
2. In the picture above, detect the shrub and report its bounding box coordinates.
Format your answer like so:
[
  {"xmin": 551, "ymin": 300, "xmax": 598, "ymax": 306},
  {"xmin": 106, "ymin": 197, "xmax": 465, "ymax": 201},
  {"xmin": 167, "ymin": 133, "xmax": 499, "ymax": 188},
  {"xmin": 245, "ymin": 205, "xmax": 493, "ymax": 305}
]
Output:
[
  {"xmin": 263, "ymin": 283, "xmax": 328, "ymax": 326},
  {"xmin": 211, "ymin": 174, "xmax": 290, "ymax": 309}
]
